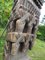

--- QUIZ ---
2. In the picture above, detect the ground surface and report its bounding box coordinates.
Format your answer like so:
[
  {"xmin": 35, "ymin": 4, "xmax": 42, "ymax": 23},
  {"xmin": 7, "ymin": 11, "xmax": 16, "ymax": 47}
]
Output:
[{"xmin": 9, "ymin": 53, "xmax": 30, "ymax": 60}]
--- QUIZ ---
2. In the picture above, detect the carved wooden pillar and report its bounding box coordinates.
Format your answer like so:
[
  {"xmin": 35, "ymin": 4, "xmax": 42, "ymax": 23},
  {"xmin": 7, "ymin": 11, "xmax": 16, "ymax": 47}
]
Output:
[{"xmin": 4, "ymin": 0, "xmax": 43, "ymax": 60}]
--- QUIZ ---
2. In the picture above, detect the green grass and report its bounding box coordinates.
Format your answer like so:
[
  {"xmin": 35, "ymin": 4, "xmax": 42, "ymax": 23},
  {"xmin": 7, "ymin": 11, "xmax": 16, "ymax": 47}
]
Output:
[{"xmin": 28, "ymin": 39, "xmax": 45, "ymax": 60}]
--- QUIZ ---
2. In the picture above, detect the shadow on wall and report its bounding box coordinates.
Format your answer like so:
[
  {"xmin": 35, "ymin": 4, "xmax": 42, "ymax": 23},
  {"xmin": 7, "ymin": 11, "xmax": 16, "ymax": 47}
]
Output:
[{"xmin": 37, "ymin": 26, "xmax": 45, "ymax": 41}]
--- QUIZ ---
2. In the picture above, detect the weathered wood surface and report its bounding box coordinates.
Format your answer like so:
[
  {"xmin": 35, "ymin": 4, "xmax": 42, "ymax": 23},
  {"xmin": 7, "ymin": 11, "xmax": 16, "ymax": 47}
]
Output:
[{"xmin": 7, "ymin": 32, "xmax": 35, "ymax": 42}]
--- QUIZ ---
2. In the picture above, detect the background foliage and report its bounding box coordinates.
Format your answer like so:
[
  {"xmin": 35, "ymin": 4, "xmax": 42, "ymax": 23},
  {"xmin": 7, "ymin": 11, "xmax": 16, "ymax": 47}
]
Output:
[{"xmin": 0, "ymin": 0, "xmax": 13, "ymax": 27}]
